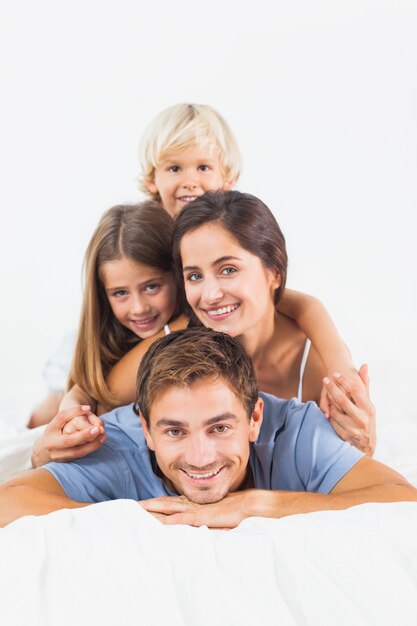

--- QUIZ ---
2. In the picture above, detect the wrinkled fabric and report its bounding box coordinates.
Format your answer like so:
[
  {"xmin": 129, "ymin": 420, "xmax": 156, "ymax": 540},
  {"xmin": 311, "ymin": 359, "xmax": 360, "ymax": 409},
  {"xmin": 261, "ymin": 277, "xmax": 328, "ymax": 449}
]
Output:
[{"xmin": 1, "ymin": 500, "xmax": 417, "ymax": 626}]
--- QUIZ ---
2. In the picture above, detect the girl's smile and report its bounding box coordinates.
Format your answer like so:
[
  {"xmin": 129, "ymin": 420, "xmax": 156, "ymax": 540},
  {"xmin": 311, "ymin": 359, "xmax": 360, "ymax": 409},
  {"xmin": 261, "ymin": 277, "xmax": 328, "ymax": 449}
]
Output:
[{"xmin": 101, "ymin": 257, "xmax": 177, "ymax": 340}]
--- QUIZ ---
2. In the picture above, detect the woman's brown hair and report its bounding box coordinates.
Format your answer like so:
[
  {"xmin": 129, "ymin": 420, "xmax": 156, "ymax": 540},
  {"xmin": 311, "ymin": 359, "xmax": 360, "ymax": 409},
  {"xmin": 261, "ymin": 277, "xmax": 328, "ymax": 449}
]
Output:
[{"xmin": 172, "ymin": 190, "xmax": 287, "ymax": 304}]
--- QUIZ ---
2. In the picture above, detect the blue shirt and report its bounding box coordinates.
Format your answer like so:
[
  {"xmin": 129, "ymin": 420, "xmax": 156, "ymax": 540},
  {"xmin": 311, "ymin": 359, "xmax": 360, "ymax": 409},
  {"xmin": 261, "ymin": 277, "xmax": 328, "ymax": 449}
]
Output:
[{"xmin": 44, "ymin": 393, "xmax": 364, "ymax": 502}]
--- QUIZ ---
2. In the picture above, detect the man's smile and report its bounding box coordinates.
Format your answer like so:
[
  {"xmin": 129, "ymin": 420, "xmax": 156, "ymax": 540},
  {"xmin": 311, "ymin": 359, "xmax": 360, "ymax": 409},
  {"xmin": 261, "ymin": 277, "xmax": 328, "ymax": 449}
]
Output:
[{"xmin": 180, "ymin": 466, "xmax": 226, "ymax": 482}]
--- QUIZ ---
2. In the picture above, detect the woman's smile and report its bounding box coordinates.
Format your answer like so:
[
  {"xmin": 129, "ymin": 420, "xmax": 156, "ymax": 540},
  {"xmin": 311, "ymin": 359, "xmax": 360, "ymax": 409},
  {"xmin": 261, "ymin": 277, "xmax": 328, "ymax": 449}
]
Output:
[{"xmin": 180, "ymin": 222, "xmax": 279, "ymax": 339}]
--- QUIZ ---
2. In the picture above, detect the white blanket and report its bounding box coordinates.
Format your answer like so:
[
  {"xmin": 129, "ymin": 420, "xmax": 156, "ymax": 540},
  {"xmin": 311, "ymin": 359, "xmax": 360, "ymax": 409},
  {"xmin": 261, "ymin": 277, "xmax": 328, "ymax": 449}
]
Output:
[
  {"xmin": 1, "ymin": 500, "xmax": 417, "ymax": 626},
  {"xmin": 0, "ymin": 425, "xmax": 45, "ymax": 482}
]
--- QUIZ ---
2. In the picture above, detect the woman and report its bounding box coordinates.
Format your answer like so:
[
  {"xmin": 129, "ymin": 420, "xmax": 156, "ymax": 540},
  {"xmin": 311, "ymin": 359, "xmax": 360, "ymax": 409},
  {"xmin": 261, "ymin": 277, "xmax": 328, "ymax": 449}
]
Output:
[{"xmin": 106, "ymin": 190, "xmax": 375, "ymax": 454}]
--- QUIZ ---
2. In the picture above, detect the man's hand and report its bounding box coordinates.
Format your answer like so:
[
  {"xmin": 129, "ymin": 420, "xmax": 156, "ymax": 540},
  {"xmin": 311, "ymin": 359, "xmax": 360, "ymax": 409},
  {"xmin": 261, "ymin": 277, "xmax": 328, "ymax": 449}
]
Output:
[
  {"xmin": 31, "ymin": 406, "xmax": 106, "ymax": 468},
  {"xmin": 321, "ymin": 364, "xmax": 376, "ymax": 456},
  {"xmin": 140, "ymin": 491, "xmax": 257, "ymax": 529},
  {"xmin": 141, "ymin": 457, "xmax": 417, "ymax": 528}
]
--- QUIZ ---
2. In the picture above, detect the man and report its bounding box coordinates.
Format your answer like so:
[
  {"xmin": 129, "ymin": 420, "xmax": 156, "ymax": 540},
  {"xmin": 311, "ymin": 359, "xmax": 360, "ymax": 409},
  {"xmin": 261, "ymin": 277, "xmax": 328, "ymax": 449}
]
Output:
[{"xmin": 1, "ymin": 328, "xmax": 416, "ymax": 528}]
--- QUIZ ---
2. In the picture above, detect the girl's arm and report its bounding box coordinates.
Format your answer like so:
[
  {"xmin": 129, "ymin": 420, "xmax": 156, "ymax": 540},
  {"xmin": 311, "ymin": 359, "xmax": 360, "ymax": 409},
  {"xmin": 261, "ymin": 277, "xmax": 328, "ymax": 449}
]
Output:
[
  {"xmin": 278, "ymin": 289, "xmax": 376, "ymax": 456},
  {"xmin": 59, "ymin": 384, "xmax": 97, "ymax": 412},
  {"xmin": 102, "ymin": 314, "xmax": 189, "ymax": 414},
  {"xmin": 59, "ymin": 384, "xmax": 104, "ymax": 433},
  {"xmin": 100, "ymin": 342, "xmax": 149, "ymax": 413},
  {"xmin": 27, "ymin": 391, "xmax": 64, "ymax": 428}
]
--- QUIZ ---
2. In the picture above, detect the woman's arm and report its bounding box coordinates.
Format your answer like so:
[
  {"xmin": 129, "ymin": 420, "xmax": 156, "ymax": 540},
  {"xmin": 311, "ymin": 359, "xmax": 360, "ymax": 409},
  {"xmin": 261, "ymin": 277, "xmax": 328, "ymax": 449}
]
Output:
[
  {"xmin": 31, "ymin": 386, "xmax": 105, "ymax": 468},
  {"xmin": 278, "ymin": 289, "xmax": 376, "ymax": 456},
  {"xmin": 323, "ymin": 366, "xmax": 376, "ymax": 456},
  {"xmin": 31, "ymin": 406, "xmax": 106, "ymax": 468},
  {"xmin": 102, "ymin": 314, "xmax": 189, "ymax": 414},
  {"xmin": 278, "ymin": 289, "xmax": 354, "ymax": 373}
]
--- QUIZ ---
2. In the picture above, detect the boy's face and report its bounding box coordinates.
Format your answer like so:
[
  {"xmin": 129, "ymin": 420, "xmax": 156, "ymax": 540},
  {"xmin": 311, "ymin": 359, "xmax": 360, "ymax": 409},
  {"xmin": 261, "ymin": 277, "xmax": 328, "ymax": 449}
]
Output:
[
  {"xmin": 147, "ymin": 144, "xmax": 233, "ymax": 217},
  {"xmin": 140, "ymin": 377, "xmax": 263, "ymax": 504}
]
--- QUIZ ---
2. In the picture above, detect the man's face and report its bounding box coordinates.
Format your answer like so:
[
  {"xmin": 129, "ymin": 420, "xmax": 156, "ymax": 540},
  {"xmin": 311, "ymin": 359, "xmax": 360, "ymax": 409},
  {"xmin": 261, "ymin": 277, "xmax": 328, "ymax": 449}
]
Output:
[{"xmin": 140, "ymin": 377, "xmax": 263, "ymax": 504}]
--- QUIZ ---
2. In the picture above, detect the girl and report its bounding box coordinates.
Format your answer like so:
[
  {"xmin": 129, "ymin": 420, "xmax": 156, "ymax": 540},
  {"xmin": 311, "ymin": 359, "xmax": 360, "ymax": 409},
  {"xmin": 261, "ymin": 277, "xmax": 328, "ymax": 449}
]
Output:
[{"xmin": 31, "ymin": 201, "xmax": 188, "ymax": 466}]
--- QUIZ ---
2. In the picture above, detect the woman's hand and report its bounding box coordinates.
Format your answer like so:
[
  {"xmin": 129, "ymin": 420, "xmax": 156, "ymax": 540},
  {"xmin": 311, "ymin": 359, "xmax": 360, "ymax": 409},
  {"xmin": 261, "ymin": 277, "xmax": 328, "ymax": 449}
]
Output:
[
  {"xmin": 31, "ymin": 405, "xmax": 106, "ymax": 468},
  {"xmin": 320, "ymin": 365, "xmax": 376, "ymax": 456}
]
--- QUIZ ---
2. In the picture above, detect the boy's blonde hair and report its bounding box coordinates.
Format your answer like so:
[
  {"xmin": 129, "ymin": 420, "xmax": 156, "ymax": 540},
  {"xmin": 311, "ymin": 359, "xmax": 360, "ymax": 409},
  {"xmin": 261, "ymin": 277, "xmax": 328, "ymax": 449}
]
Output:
[{"xmin": 139, "ymin": 103, "xmax": 241, "ymax": 199}]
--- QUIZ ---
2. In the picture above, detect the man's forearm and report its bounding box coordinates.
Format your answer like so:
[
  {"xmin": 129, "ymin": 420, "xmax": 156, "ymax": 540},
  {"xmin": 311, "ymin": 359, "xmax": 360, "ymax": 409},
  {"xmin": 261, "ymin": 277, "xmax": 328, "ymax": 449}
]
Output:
[
  {"xmin": 142, "ymin": 478, "xmax": 417, "ymax": 529},
  {"xmin": 248, "ymin": 483, "xmax": 417, "ymax": 520},
  {"xmin": 0, "ymin": 484, "xmax": 89, "ymax": 527}
]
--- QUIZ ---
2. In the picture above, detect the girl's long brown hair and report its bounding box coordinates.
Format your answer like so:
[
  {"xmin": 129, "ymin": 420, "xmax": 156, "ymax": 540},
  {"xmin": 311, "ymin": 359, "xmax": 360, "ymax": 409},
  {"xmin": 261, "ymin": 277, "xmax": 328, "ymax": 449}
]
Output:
[{"xmin": 68, "ymin": 201, "xmax": 176, "ymax": 408}]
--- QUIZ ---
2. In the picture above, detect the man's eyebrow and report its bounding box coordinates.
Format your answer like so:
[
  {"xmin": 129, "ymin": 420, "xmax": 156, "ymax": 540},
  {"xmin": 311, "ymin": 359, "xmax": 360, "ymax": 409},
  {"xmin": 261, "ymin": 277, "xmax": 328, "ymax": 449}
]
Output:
[
  {"xmin": 204, "ymin": 413, "xmax": 238, "ymax": 426},
  {"xmin": 155, "ymin": 418, "xmax": 189, "ymax": 429},
  {"xmin": 154, "ymin": 413, "xmax": 238, "ymax": 429},
  {"xmin": 183, "ymin": 256, "xmax": 241, "ymax": 272}
]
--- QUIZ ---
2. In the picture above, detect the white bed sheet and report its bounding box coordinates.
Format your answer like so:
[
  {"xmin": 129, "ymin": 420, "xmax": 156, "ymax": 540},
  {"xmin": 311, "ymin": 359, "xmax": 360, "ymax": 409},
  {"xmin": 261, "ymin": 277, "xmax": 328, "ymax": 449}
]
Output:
[{"xmin": 1, "ymin": 500, "xmax": 417, "ymax": 626}]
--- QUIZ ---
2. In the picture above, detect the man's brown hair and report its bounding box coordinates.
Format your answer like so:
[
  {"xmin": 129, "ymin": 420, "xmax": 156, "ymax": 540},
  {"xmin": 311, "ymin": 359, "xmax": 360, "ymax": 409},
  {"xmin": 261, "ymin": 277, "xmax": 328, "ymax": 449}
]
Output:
[{"xmin": 136, "ymin": 327, "xmax": 259, "ymax": 426}]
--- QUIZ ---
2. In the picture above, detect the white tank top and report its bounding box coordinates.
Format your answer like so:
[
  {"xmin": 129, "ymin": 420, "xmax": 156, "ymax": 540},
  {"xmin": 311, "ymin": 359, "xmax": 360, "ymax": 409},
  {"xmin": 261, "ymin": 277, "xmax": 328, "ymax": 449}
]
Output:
[
  {"xmin": 297, "ymin": 338, "xmax": 311, "ymax": 402},
  {"xmin": 163, "ymin": 323, "xmax": 309, "ymax": 401}
]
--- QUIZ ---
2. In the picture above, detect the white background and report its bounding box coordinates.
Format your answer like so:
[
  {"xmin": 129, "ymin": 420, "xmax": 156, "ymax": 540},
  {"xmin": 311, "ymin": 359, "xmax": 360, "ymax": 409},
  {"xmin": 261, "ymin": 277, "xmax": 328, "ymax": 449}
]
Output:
[{"xmin": 0, "ymin": 1, "xmax": 416, "ymax": 461}]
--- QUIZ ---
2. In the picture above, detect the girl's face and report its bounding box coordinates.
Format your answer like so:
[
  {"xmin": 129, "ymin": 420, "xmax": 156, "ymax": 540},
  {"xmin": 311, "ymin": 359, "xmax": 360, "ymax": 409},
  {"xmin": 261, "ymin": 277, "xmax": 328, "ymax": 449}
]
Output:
[
  {"xmin": 180, "ymin": 222, "xmax": 280, "ymax": 339},
  {"xmin": 101, "ymin": 257, "xmax": 177, "ymax": 339}
]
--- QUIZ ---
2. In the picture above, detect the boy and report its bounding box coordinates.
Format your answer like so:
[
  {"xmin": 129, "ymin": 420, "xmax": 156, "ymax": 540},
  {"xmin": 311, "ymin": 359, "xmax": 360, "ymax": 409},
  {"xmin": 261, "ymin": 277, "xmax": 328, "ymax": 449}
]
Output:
[{"xmin": 139, "ymin": 103, "xmax": 240, "ymax": 216}]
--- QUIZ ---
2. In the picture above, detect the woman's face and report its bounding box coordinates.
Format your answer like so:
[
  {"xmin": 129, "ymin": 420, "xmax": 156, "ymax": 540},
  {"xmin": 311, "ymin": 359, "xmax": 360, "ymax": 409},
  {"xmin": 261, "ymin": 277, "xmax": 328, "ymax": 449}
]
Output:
[
  {"xmin": 180, "ymin": 222, "xmax": 280, "ymax": 338},
  {"xmin": 101, "ymin": 257, "xmax": 177, "ymax": 339}
]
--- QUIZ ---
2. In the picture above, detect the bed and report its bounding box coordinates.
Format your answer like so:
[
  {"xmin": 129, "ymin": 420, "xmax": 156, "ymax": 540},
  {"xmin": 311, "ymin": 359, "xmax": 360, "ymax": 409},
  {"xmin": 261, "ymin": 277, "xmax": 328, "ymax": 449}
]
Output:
[
  {"xmin": 1, "ymin": 498, "xmax": 417, "ymax": 625},
  {"xmin": 1, "ymin": 403, "xmax": 417, "ymax": 626}
]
